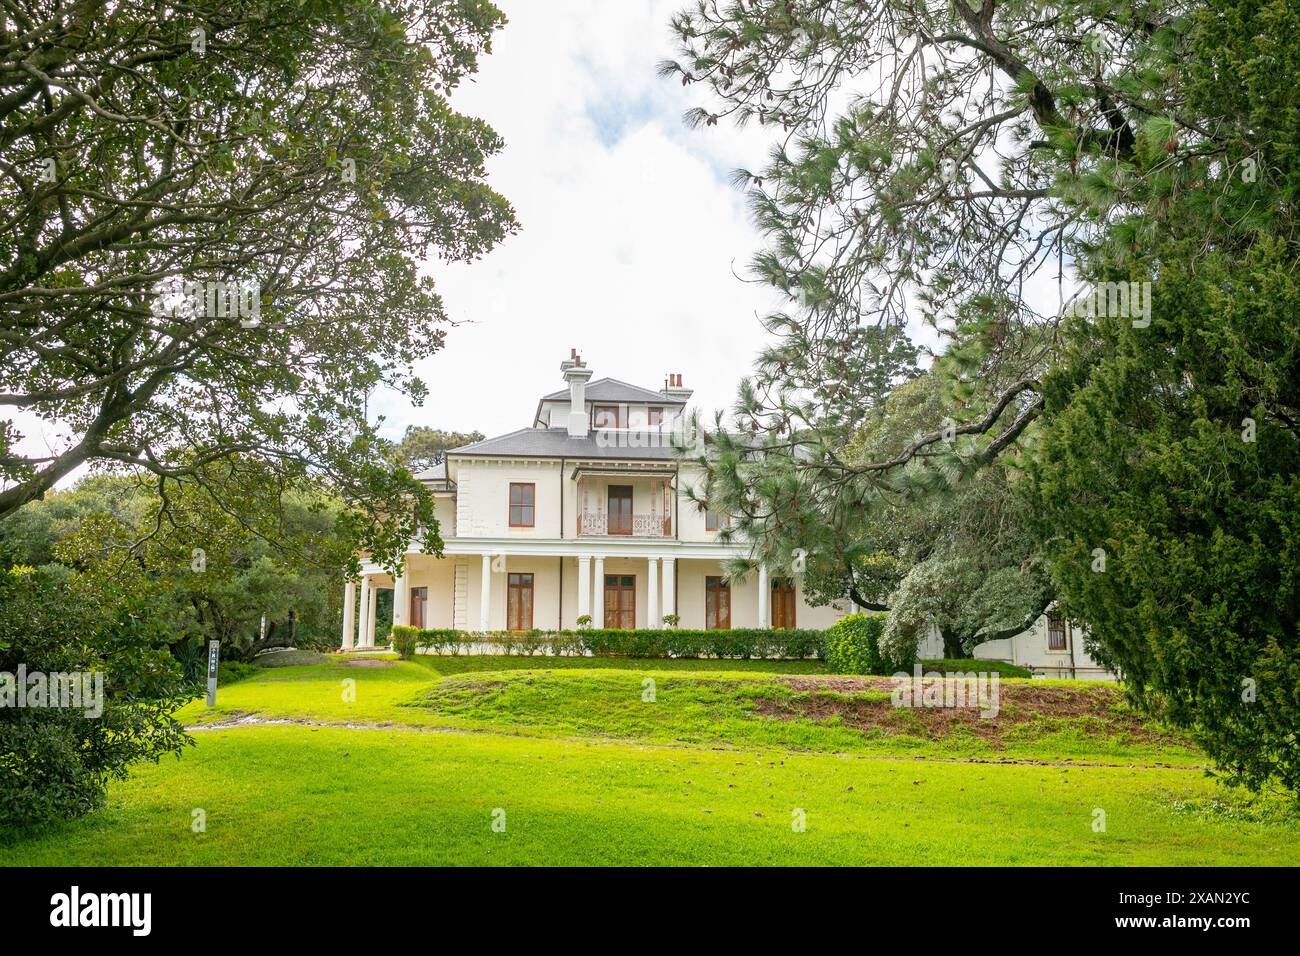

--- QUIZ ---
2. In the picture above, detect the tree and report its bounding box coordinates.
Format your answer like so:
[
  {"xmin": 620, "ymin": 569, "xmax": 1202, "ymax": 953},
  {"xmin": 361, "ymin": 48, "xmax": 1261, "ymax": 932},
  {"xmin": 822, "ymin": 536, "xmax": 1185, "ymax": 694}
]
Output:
[
  {"xmin": 1030, "ymin": 0, "xmax": 1300, "ymax": 793},
  {"xmin": 668, "ymin": 0, "xmax": 1300, "ymax": 792},
  {"xmin": 696, "ymin": 366, "xmax": 1052, "ymax": 661},
  {"xmin": 395, "ymin": 426, "xmax": 484, "ymax": 471},
  {"xmin": 0, "ymin": 563, "xmax": 192, "ymax": 830},
  {"xmin": 661, "ymin": 0, "xmax": 1185, "ymax": 609},
  {"xmin": 661, "ymin": 0, "xmax": 1192, "ymax": 460},
  {"xmin": 0, "ymin": 1, "xmax": 517, "ymax": 570},
  {"xmin": 30, "ymin": 469, "xmax": 380, "ymax": 662},
  {"xmin": 0, "ymin": 474, "xmax": 147, "ymax": 567}
]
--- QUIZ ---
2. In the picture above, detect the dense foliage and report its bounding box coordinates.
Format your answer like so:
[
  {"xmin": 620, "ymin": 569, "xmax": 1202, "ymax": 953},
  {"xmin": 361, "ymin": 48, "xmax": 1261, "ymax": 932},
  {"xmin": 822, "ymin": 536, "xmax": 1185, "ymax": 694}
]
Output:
[
  {"xmin": 390, "ymin": 625, "xmax": 827, "ymax": 660},
  {"xmin": 0, "ymin": 565, "xmax": 191, "ymax": 830},
  {"xmin": 824, "ymin": 613, "xmax": 893, "ymax": 674},
  {"xmin": 0, "ymin": 0, "xmax": 517, "ymax": 573},
  {"xmin": 1031, "ymin": 0, "xmax": 1300, "ymax": 793}
]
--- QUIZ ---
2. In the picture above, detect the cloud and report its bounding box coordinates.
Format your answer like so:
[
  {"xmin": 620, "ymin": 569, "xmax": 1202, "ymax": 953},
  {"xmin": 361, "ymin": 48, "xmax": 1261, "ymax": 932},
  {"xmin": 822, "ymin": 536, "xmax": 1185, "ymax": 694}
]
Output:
[{"xmin": 372, "ymin": 0, "xmax": 784, "ymax": 440}]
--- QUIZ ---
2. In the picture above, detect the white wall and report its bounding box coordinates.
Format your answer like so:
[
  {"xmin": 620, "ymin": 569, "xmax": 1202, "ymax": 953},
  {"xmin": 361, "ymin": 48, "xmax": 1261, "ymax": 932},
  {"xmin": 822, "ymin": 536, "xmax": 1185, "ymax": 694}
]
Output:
[{"xmin": 454, "ymin": 459, "xmax": 564, "ymax": 538}]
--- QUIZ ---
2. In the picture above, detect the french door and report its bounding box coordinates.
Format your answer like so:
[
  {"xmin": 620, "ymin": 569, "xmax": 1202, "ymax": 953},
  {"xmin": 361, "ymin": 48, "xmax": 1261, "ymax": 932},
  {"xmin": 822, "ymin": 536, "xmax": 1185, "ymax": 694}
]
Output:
[
  {"xmin": 603, "ymin": 574, "xmax": 636, "ymax": 629},
  {"xmin": 705, "ymin": 576, "xmax": 731, "ymax": 630},
  {"xmin": 771, "ymin": 578, "xmax": 797, "ymax": 629},
  {"xmin": 506, "ymin": 572, "xmax": 534, "ymax": 631},
  {"xmin": 607, "ymin": 485, "xmax": 633, "ymax": 535},
  {"xmin": 409, "ymin": 587, "xmax": 427, "ymax": 629}
]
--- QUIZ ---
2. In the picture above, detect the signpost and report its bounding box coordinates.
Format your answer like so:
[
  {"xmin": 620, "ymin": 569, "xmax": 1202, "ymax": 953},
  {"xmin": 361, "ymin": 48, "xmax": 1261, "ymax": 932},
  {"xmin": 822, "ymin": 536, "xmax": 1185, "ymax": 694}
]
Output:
[{"xmin": 206, "ymin": 639, "xmax": 220, "ymax": 707}]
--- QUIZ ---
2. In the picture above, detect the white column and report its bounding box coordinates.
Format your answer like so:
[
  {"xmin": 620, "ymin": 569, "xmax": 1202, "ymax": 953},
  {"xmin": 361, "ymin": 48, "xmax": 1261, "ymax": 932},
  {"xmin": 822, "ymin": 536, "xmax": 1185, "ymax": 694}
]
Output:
[
  {"xmin": 758, "ymin": 563, "xmax": 770, "ymax": 628},
  {"xmin": 479, "ymin": 554, "xmax": 493, "ymax": 632},
  {"xmin": 577, "ymin": 555, "xmax": 591, "ymax": 622},
  {"xmin": 364, "ymin": 579, "xmax": 378, "ymax": 646},
  {"xmin": 592, "ymin": 556, "xmax": 604, "ymax": 628},
  {"xmin": 662, "ymin": 558, "xmax": 675, "ymax": 622},
  {"xmin": 357, "ymin": 576, "xmax": 371, "ymax": 649},
  {"xmin": 393, "ymin": 558, "xmax": 408, "ymax": 628},
  {"xmin": 341, "ymin": 579, "xmax": 356, "ymax": 649},
  {"xmin": 647, "ymin": 558, "xmax": 660, "ymax": 628}
]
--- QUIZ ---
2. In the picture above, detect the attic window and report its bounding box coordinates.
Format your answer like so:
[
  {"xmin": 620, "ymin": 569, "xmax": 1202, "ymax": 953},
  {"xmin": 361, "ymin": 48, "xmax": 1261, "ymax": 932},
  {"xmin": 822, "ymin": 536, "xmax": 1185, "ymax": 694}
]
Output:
[{"xmin": 593, "ymin": 404, "xmax": 621, "ymax": 429}]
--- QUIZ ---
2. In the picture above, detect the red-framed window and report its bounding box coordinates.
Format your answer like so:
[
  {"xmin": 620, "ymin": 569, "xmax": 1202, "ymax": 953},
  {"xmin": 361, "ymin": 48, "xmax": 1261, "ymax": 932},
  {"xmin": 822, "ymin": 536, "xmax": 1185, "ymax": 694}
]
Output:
[
  {"xmin": 508, "ymin": 482, "xmax": 535, "ymax": 527},
  {"xmin": 593, "ymin": 404, "xmax": 622, "ymax": 429},
  {"xmin": 705, "ymin": 509, "xmax": 729, "ymax": 532},
  {"xmin": 506, "ymin": 573, "xmax": 534, "ymax": 631},
  {"xmin": 705, "ymin": 576, "xmax": 731, "ymax": 630},
  {"xmin": 648, "ymin": 406, "xmax": 664, "ymax": 426},
  {"xmin": 409, "ymin": 587, "xmax": 427, "ymax": 629}
]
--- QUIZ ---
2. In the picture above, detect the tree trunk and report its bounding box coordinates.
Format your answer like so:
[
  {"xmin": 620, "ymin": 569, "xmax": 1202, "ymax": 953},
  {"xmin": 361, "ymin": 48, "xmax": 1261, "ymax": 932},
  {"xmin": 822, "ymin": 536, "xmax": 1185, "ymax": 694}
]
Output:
[{"xmin": 941, "ymin": 628, "xmax": 965, "ymax": 659}]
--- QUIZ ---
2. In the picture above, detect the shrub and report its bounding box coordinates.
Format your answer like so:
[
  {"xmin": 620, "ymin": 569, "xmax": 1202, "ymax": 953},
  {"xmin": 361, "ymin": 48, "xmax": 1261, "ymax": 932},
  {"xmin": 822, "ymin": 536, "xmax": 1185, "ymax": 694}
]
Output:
[
  {"xmin": 217, "ymin": 660, "xmax": 259, "ymax": 684},
  {"xmin": 824, "ymin": 613, "xmax": 888, "ymax": 674},
  {"xmin": 0, "ymin": 566, "xmax": 192, "ymax": 831},
  {"xmin": 390, "ymin": 624, "xmax": 419, "ymax": 660},
  {"xmin": 396, "ymin": 626, "xmax": 826, "ymax": 660}
]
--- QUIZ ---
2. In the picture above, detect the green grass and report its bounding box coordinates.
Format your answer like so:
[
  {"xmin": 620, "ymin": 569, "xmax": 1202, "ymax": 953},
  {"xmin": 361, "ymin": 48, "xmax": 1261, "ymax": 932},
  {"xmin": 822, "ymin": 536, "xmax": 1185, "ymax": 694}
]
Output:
[
  {"xmin": 5, "ymin": 724, "xmax": 1297, "ymax": 866},
  {"xmin": 176, "ymin": 656, "xmax": 1201, "ymax": 766},
  {"xmin": 3, "ymin": 655, "xmax": 1297, "ymax": 866}
]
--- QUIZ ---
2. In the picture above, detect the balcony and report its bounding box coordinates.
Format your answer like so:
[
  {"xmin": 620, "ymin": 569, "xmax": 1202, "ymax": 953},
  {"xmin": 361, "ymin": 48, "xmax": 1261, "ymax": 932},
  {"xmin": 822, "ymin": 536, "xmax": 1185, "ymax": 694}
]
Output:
[{"xmin": 577, "ymin": 511, "xmax": 672, "ymax": 538}]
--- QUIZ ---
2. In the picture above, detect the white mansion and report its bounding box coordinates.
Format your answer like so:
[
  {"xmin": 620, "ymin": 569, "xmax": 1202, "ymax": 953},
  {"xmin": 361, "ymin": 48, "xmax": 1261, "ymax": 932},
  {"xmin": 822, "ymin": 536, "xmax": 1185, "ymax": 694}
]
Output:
[
  {"xmin": 339, "ymin": 351, "xmax": 1111, "ymax": 679},
  {"xmin": 340, "ymin": 351, "xmax": 849, "ymax": 646}
]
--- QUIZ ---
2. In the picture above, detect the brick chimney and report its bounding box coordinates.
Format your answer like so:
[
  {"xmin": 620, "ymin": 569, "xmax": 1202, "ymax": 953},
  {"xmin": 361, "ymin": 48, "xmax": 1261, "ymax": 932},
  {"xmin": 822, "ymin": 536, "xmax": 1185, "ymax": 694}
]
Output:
[
  {"xmin": 661, "ymin": 371, "xmax": 692, "ymax": 403},
  {"xmin": 561, "ymin": 349, "xmax": 593, "ymax": 438}
]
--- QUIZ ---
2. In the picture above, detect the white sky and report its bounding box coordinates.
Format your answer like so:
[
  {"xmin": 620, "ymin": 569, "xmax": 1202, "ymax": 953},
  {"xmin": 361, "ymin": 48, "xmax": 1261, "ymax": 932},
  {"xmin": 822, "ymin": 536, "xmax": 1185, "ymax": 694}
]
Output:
[{"xmin": 371, "ymin": 0, "xmax": 786, "ymax": 441}]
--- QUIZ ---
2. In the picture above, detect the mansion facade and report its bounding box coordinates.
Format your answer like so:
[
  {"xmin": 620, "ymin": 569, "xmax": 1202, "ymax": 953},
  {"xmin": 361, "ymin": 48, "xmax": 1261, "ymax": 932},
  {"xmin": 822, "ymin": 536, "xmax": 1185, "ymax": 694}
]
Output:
[
  {"xmin": 339, "ymin": 351, "xmax": 1113, "ymax": 679},
  {"xmin": 340, "ymin": 352, "xmax": 849, "ymax": 646}
]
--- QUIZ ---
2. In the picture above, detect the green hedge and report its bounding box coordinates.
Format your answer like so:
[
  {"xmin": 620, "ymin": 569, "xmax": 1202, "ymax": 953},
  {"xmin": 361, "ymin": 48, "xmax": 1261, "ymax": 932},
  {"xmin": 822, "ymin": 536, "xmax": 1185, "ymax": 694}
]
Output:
[
  {"xmin": 824, "ymin": 613, "xmax": 887, "ymax": 674},
  {"xmin": 388, "ymin": 624, "xmax": 825, "ymax": 659}
]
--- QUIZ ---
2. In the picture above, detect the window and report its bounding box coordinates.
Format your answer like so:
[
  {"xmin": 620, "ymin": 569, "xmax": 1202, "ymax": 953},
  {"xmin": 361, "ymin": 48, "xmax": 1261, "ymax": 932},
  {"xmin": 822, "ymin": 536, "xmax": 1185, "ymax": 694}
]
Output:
[
  {"xmin": 506, "ymin": 573, "xmax": 534, "ymax": 630},
  {"xmin": 409, "ymin": 587, "xmax": 428, "ymax": 629},
  {"xmin": 772, "ymin": 578, "xmax": 797, "ymax": 629},
  {"xmin": 705, "ymin": 509, "xmax": 729, "ymax": 531},
  {"xmin": 593, "ymin": 404, "xmax": 622, "ymax": 429},
  {"xmin": 705, "ymin": 576, "xmax": 731, "ymax": 630},
  {"xmin": 1047, "ymin": 612, "xmax": 1069, "ymax": 651},
  {"xmin": 508, "ymin": 482, "xmax": 535, "ymax": 527},
  {"xmin": 604, "ymin": 574, "xmax": 636, "ymax": 629},
  {"xmin": 648, "ymin": 406, "xmax": 664, "ymax": 426}
]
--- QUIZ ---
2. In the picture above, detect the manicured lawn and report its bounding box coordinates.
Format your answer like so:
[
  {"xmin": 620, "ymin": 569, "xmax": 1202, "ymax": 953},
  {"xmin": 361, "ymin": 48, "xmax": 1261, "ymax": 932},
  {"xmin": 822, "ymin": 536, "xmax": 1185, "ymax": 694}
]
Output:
[{"xmin": 3, "ymin": 656, "xmax": 1297, "ymax": 866}]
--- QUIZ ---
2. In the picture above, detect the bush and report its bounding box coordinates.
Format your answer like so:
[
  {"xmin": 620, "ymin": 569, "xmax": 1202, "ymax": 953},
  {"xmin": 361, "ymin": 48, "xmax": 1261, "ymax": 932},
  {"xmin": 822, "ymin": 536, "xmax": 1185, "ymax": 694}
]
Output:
[
  {"xmin": 824, "ymin": 613, "xmax": 888, "ymax": 674},
  {"xmin": 216, "ymin": 660, "xmax": 259, "ymax": 684},
  {"xmin": 0, "ymin": 566, "xmax": 192, "ymax": 832},
  {"xmin": 390, "ymin": 624, "xmax": 419, "ymax": 660},
  {"xmin": 394, "ymin": 625, "xmax": 826, "ymax": 660}
]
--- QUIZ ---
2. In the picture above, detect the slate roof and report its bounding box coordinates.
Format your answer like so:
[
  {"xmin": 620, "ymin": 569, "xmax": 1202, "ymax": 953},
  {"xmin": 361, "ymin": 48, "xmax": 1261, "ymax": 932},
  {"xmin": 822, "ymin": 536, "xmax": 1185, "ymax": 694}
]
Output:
[
  {"xmin": 538, "ymin": 377, "xmax": 687, "ymax": 405},
  {"xmin": 412, "ymin": 459, "xmax": 448, "ymax": 481},
  {"xmin": 449, "ymin": 427, "xmax": 683, "ymax": 461}
]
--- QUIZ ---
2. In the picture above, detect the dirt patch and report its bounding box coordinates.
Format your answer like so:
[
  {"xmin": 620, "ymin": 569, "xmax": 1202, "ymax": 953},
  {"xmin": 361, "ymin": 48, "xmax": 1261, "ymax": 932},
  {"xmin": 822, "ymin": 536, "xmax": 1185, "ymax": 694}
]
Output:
[
  {"xmin": 754, "ymin": 676, "xmax": 1164, "ymax": 745},
  {"xmin": 255, "ymin": 649, "xmax": 329, "ymax": 668}
]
